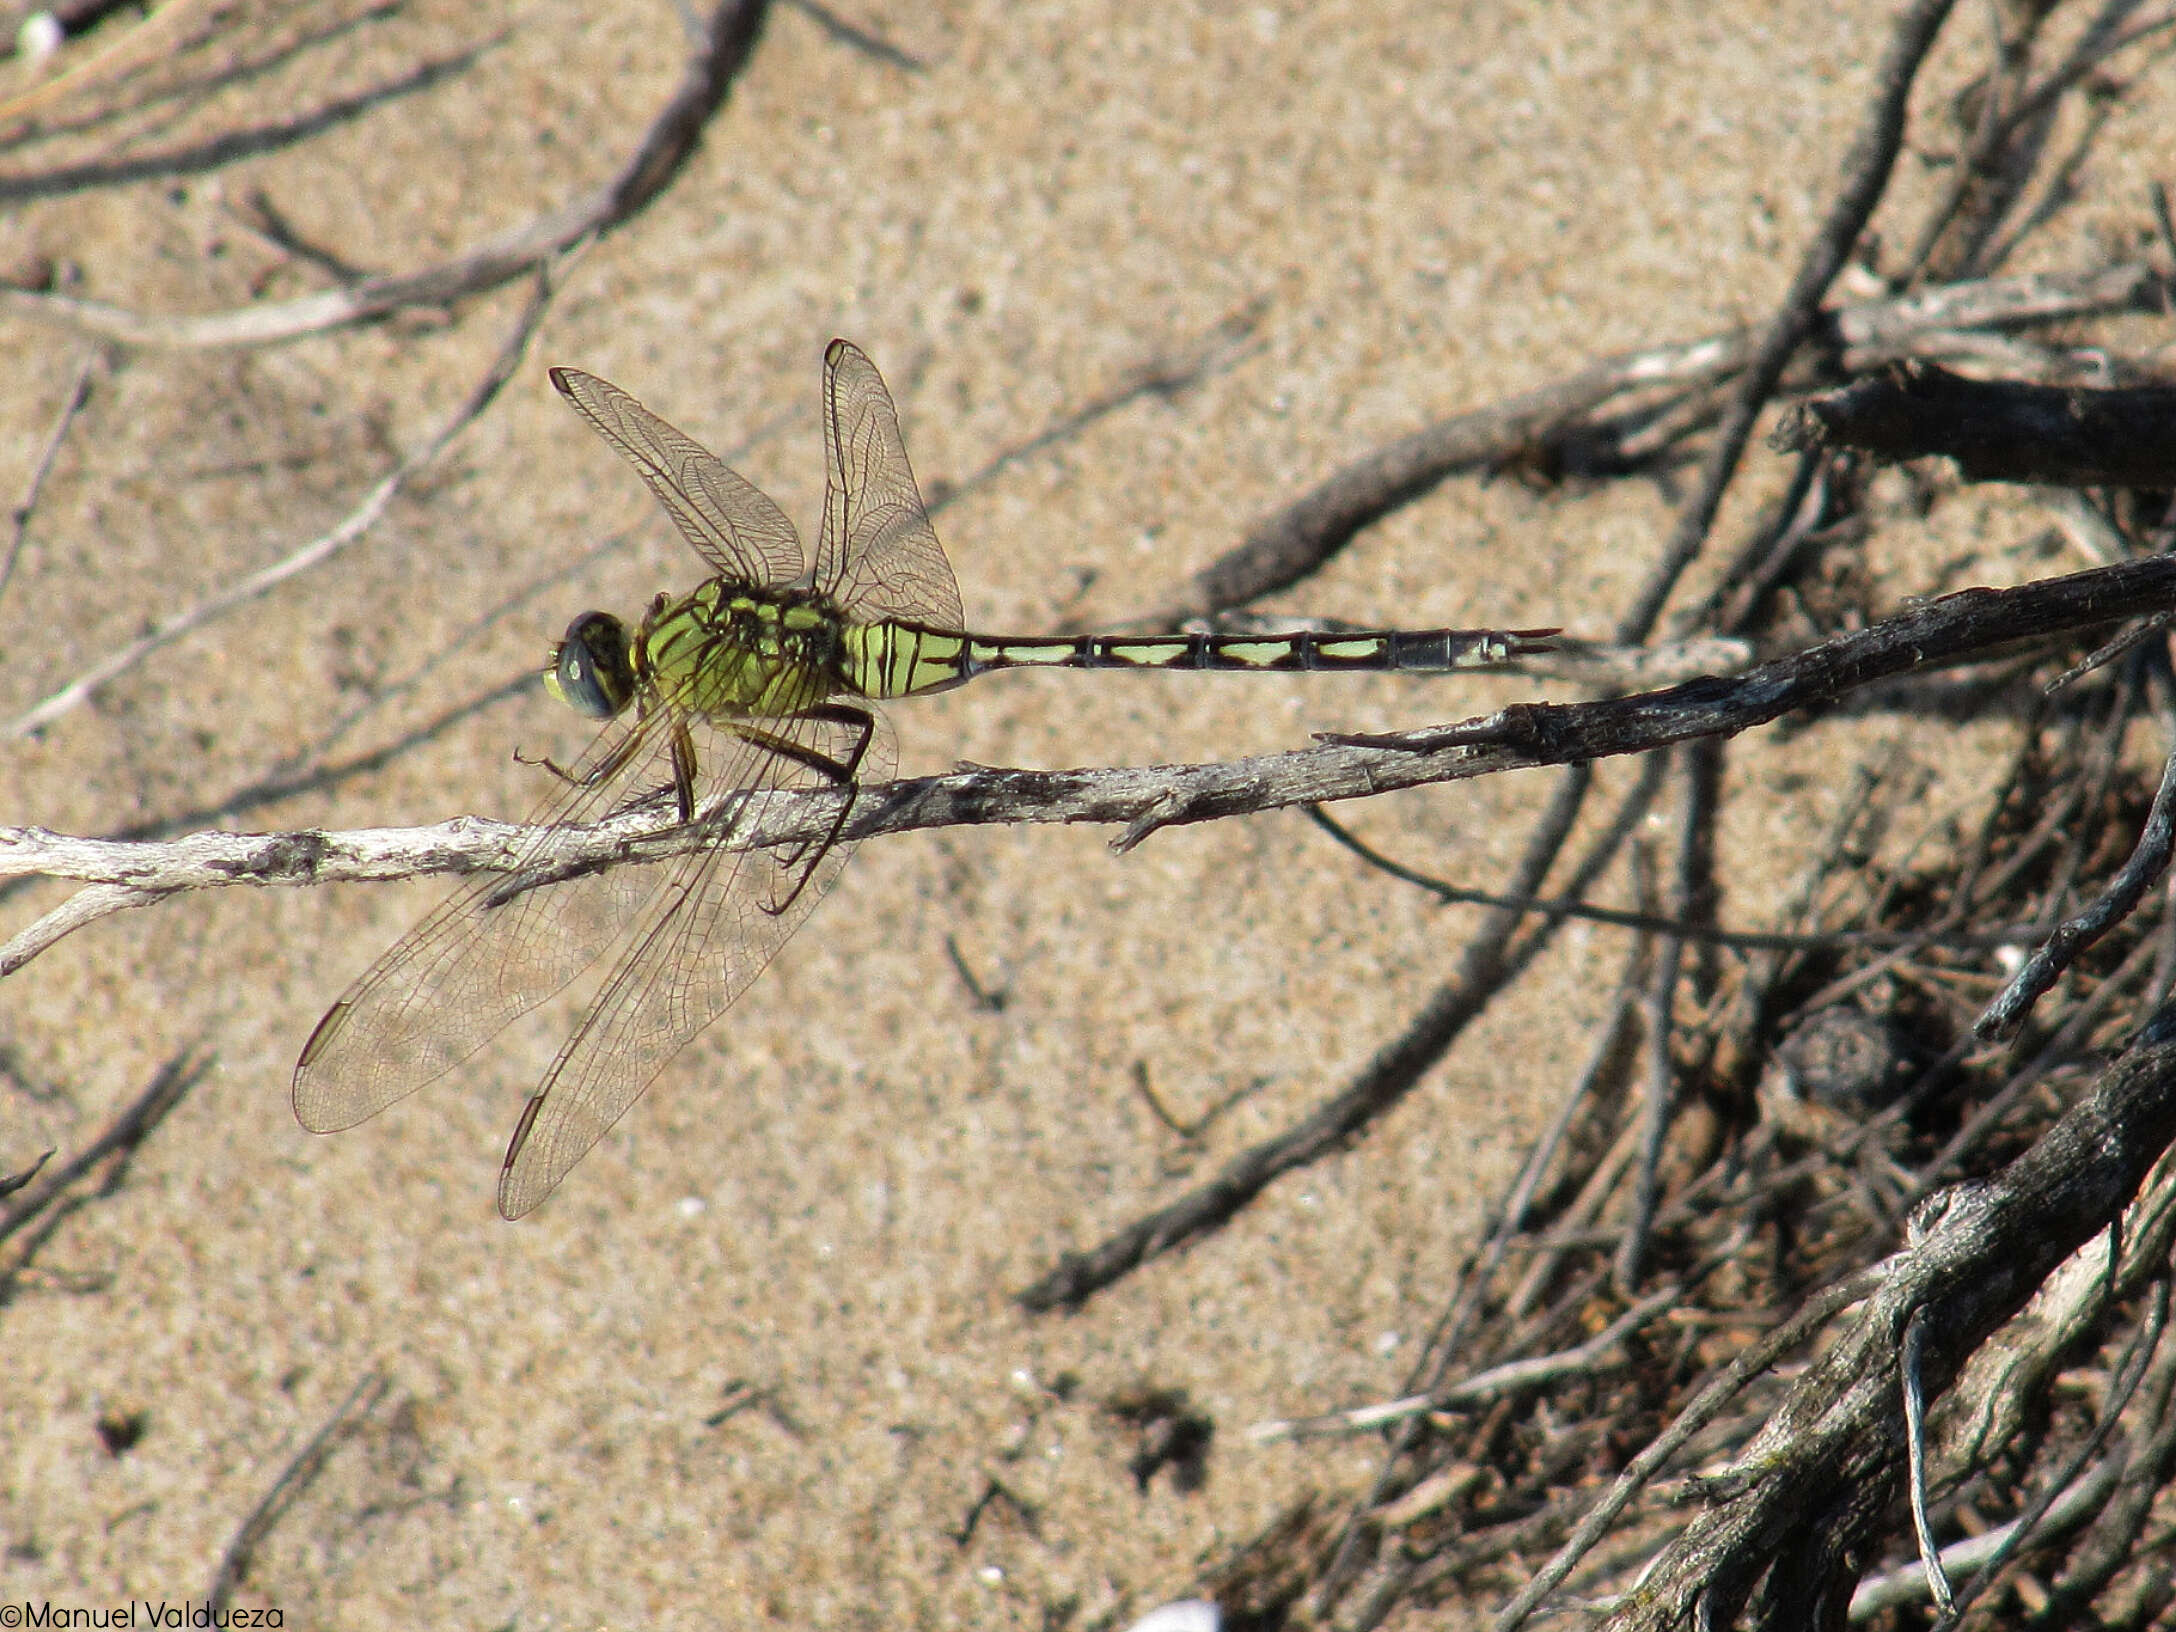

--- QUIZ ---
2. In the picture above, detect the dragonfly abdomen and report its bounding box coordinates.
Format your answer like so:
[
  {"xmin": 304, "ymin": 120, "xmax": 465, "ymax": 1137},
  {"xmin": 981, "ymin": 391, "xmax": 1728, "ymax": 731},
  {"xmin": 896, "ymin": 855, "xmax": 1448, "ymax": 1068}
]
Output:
[{"xmin": 849, "ymin": 620, "xmax": 1554, "ymax": 697}]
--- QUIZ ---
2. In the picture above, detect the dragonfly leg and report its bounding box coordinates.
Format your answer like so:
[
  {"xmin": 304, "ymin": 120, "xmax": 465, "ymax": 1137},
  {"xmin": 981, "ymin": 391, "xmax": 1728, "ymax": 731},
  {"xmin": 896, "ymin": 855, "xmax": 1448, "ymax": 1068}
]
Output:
[
  {"xmin": 517, "ymin": 716, "xmax": 649, "ymax": 790},
  {"xmin": 670, "ymin": 721, "xmax": 699, "ymax": 823},
  {"xmin": 727, "ymin": 703, "xmax": 877, "ymax": 917}
]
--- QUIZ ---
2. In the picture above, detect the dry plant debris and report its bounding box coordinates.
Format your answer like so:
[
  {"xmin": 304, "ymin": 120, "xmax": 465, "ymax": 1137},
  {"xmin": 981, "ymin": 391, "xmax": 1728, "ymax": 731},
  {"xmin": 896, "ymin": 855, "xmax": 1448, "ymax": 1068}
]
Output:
[{"xmin": 3, "ymin": 0, "xmax": 2176, "ymax": 1625}]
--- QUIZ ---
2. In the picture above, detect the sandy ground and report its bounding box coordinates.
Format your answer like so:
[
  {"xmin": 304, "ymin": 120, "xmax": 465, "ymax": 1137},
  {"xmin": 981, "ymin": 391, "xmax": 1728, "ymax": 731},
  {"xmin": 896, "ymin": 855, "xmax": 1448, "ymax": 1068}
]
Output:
[{"xmin": 4, "ymin": 2, "xmax": 2172, "ymax": 1626}]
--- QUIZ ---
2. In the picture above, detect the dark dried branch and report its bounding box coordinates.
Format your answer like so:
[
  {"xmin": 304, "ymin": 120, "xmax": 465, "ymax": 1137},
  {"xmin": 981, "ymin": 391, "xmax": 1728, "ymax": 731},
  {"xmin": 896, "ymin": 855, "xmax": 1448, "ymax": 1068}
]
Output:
[
  {"xmin": 1778, "ymin": 359, "xmax": 2176, "ymax": 486},
  {"xmin": 1139, "ymin": 263, "xmax": 2156, "ymax": 624},
  {"xmin": 1596, "ymin": 1025, "xmax": 2176, "ymax": 1631}
]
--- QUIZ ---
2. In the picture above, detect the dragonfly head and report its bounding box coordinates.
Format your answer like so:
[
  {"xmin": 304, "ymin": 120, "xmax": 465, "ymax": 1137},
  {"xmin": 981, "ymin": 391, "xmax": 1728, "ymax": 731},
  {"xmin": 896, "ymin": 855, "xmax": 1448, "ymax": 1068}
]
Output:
[{"xmin": 544, "ymin": 611, "xmax": 636, "ymax": 719}]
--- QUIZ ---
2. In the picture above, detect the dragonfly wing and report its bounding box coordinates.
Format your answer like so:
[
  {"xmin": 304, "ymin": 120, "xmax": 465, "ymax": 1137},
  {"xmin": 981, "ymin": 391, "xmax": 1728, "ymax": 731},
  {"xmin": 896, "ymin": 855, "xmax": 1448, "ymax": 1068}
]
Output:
[
  {"xmin": 812, "ymin": 339, "xmax": 965, "ymax": 629},
  {"xmin": 551, "ymin": 367, "xmax": 806, "ymax": 589},
  {"xmin": 496, "ymin": 705, "xmax": 894, "ymax": 1218},
  {"xmin": 292, "ymin": 708, "xmax": 682, "ymax": 1133}
]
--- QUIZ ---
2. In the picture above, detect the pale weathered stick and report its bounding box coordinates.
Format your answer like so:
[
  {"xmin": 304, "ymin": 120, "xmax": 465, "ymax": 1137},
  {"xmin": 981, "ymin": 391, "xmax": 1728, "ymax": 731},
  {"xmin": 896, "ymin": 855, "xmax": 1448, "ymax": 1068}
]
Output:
[{"xmin": 9, "ymin": 554, "xmax": 2172, "ymax": 975}]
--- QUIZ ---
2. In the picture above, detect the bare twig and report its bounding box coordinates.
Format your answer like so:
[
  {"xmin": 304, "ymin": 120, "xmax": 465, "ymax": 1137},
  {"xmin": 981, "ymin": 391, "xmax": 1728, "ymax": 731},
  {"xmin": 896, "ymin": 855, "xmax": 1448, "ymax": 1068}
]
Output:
[
  {"xmin": 1014, "ymin": 762, "xmax": 1600, "ymax": 1311},
  {"xmin": 0, "ymin": 37, "xmax": 495, "ymax": 204},
  {"xmin": 1902, "ymin": 1308, "xmax": 1959, "ymax": 1615},
  {"xmin": 0, "ymin": 0, "xmax": 219, "ymax": 125},
  {"xmin": 1625, "ymin": 0, "xmax": 1962, "ymax": 644},
  {"xmin": 1250, "ymin": 1285, "xmax": 1681, "ymax": 1442},
  {"xmin": 928, "ymin": 298, "xmax": 1266, "ymax": 524},
  {"xmin": 1980, "ymin": 742, "xmax": 2176, "ymax": 1038},
  {"xmin": 1140, "ymin": 263, "xmax": 2157, "ymax": 624}
]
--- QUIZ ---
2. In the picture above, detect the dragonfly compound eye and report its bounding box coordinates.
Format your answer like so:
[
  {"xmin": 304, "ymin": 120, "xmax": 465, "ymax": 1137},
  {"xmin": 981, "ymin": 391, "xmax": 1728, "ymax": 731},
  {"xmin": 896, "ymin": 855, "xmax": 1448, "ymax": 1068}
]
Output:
[{"xmin": 544, "ymin": 611, "xmax": 635, "ymax": 719}]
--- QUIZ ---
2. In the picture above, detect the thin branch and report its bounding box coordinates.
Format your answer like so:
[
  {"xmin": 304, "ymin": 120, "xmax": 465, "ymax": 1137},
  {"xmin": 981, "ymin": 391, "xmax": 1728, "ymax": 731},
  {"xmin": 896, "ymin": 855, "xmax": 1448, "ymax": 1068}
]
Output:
[
  {"xmin": 1013, "ymin": 763, "xmax": 1601, "ymax": 1311},
  {"xmin": 0, "ymin": 0, "xmax": 220, "ymax": 126},
  {"xmin": 1251, "ymin": 1285, "xmax": 1681, "ymax": 1442},
  {"xmin": 1625, "ymin": 0, "xmax": 1961, "ymax": 644},
  {"xmin": 0, "ymin": 37, "xmax": 495, "ymax": 204},
  {"xmin": 1902, "ymin": 1308, "xmax": 1960, "ymax": 1616},
  {"xmin": 0, "ymin": 1048, "xmax": 209, "ymax": 1302},
  {"xmin": 0, "ymin": 347, "xmax": 96, "ymax": 608},
  {"xmin": 780, "ymin": 0, "xmax": 925, "ymax": 72},
  {"xmin": 1980, "ymin": 740, "xmax": 2176, "ymax": 1038},
  {"xmin": 1304, "ymin": 801, "xmax": 2048, "ymax": 952}
]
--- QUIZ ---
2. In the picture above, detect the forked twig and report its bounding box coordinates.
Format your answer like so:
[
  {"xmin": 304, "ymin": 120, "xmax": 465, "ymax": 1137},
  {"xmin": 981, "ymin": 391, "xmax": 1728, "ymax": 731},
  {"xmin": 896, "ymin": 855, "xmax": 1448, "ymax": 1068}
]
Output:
[
  {"xmin": 4, "ymin": 255, "xmax": 568, "ymax": 740},
  {"xmin": 0, "ymin": 0, "xmax": 773, "ymax": 347}
]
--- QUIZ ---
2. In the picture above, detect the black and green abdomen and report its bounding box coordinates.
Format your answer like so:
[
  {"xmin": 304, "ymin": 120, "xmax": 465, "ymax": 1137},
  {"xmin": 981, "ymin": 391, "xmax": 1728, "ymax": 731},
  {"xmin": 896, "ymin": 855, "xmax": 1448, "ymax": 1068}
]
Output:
[{"xmin": 843, "ymin": 619, "xmax": 1555, "ymax": 700}]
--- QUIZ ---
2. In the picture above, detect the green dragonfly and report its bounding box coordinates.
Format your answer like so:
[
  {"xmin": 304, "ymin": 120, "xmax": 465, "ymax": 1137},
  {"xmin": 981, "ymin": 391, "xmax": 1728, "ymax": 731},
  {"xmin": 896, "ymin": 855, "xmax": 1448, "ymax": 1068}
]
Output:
[{"xmin": 293, "ymin": 339, "xmax": 1554, "ymax": 1218}]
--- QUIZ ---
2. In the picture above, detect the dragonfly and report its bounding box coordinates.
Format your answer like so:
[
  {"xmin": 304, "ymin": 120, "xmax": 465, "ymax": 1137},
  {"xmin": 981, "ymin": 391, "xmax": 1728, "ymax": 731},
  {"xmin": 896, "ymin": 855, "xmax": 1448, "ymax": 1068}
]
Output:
[{"xmin": 293, "ymin": 339, "xmax": 1555, "ymax": 1218}]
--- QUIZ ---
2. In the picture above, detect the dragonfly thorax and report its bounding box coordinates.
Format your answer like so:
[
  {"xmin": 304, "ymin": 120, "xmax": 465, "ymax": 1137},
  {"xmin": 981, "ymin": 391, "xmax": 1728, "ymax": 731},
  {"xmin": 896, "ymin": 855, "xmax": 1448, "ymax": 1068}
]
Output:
[{"xmin": 635, "ymin": 578, "xmax": 851, "ymax": 721}]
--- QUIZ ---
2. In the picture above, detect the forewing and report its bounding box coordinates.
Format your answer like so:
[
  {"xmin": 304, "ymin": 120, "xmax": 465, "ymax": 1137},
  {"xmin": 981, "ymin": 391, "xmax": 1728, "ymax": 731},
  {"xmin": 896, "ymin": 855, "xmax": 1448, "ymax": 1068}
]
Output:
[
  {"xmin": 552, "ymin": 367, "xmax": 805, "ymax": 588},
  {"xmin": 292, "ymin": 707, "xmax": 685, "ymax": 1134},
  {"xmin": 812, "ymin": 340, "xmax": 965, "ymax": 629},
  {"xmin": 496, "ymin": 705, "xmax": 893, "ymax": 1218}
]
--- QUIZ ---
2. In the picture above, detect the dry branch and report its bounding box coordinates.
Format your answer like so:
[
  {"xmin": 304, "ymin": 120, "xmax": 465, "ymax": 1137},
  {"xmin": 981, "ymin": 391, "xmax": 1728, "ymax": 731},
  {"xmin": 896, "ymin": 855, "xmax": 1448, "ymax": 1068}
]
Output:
[
  {"xmin": 7, "ymin": 551, "xmax": 2169, "ymax": 1028},
  {"xmin": 1143, "ymin": 262, "xmax": 2160, "ymax": 624},
  {"xmin": 1778, "ymin": 359, "xmax": 2176, "ymax": 487}
]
